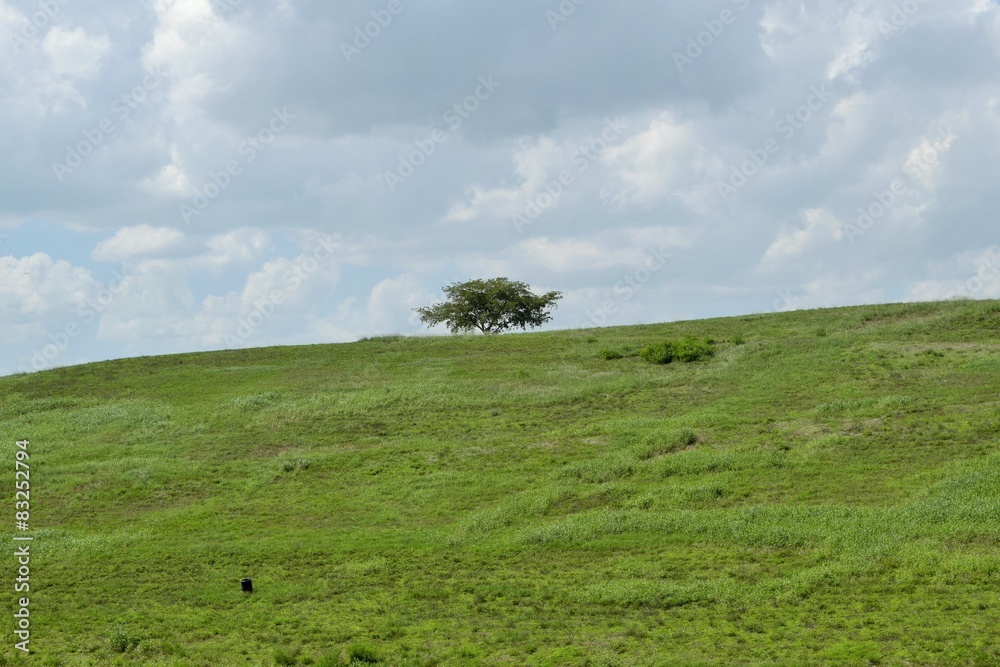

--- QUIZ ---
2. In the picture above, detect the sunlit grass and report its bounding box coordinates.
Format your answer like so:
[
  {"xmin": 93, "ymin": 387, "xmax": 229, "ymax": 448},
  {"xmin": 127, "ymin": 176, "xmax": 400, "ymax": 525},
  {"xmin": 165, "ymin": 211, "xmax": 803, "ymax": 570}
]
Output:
[{"xmin": 0, "ymin": 299, "xmax": 999, "ymax": 665}]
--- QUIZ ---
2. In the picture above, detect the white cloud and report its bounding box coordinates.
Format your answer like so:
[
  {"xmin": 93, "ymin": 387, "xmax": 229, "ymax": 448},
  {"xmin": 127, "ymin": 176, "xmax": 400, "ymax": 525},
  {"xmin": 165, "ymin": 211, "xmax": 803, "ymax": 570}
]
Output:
[
  {"xmin": 760, "ymin": 208, "xmax": 842, "ymax": 268},
  {"xmin": 0, "ymin": 16, "xmax": 112, "ymax": 119},
  {"xmin": 455, "ymin": 226, "xmax": 695, "ymax": 278},
  {"xmin": 366, "ymin": 275, "xmax": 434, "ymax": 334},
  {"xmin": 601, "ymin": 113, "xmax": 711, "ymax": 211},
  {"xmin": 203, "ymin": 228, "xmax": 273, "ymax": 266},
  {"xmin": 526, "ymin": 237, "xmax": 629, "ymax": 272},
  {"xmin": 0, "ymin": 253, "xmax": 94, "ymax": 318},
  {"xmin": 42, "ymin": 27, "xmax": 110, "ymax": 81},
  {"xmin": 445, "ymin": 137, "xmax": 563, "ymax": 223},
  {"xmin": 906, "ymin": 246, "xmax": 1000, "ymax": 301},
  {"xmin": 94, "ymin": 232, "xmax": 342, "ymax": 348},
  {"xmin": 92, "ymin": 225, "xmax": 186, "ymax": 261},
  {"xmin": 2, "ymin": 1, "xmax": 1000, "ymax": 374},
  {"xmin": 125, "ymin": 0, "xmax": 271, "ymax": 206},
  {"xmin": 139, "ymin": 145, "xmax": 193, "ymax": 197}
]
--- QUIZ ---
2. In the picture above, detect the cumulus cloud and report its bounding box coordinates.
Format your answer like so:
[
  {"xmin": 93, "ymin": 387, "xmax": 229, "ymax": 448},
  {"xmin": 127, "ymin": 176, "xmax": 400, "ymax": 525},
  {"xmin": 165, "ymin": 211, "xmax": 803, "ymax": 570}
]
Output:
[
  {"xmin": 42, "ymin": 27, "xmax": 110, "ymax": 81},
  {"xmin": 906, "ymin": 246, "xmax": 1000, "ymax": 301},
  {"xmin": 96, "ymin": 233, "xmax": 341, "ymax": 348},
  {"xmin": 759, "ymin": 208, "xmax": 843, "ymax": 269},
  {"xmin": 444, "ymin": 137, "xmax": 569, "ymax": 224},
  {"xmin": 1, "ymin": 0, "xmax": 999, "ymax": 373},
  {"xmin": 600, "ymin": 113, "xmax": 712, "ymax": 211},
  {"xmin": 92, "ymin": 225, "xmax": 186, "ymax": 261},
  {"xmin": 0, "ymin": 253, "xmax": 94, "ymax": 317},
  {"xmin": 366, "ymin": 275, "xmax": 435, "ymax": 334}
]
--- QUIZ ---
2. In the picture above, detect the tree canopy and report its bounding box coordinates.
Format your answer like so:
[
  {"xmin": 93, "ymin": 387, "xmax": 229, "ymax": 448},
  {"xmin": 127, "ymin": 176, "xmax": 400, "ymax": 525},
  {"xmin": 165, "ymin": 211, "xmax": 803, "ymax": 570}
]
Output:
[{"xmin": 415, "ymin": 278, "xmax": 562, "ymax": 334}]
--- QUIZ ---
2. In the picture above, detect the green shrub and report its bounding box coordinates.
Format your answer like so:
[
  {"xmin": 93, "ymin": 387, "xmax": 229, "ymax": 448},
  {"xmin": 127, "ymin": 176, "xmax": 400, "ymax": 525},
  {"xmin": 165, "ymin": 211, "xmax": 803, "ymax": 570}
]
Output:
[
  {"xmin": 273, "ymin": 648, "xmax": 298, "ymax": 666},
  {"xmin": 639, "ymin": 343, "xmax": 675, "ymax": 364},
  {"xmin": 600, "ymin": 348, "xmax": 624, "ymax": 360},
  {"xmin": 108, "ymin": 625, "xmax": 141, "ymax": 653},
  {"xmin": 673, "ymin": 336, "xmax": 716, "ymax": 362},
  {"xmin": 640, "ymin": 337, "xmax": 716, "ymax": 364}
]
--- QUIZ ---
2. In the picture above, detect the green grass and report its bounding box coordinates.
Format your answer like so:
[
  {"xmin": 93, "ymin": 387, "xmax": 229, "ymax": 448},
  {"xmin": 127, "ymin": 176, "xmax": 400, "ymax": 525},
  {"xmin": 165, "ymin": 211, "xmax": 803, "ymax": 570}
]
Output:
[{"xmin": 1, "ymin": 299, "xmax": 999, "ymax": 665}]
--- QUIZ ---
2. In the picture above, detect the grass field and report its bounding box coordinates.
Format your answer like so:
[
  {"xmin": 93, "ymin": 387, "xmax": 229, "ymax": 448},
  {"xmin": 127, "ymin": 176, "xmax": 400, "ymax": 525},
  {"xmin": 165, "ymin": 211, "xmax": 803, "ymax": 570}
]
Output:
[{"xmin": 1, "ymin": 299, "xmax": 1000, "ymax": 666}]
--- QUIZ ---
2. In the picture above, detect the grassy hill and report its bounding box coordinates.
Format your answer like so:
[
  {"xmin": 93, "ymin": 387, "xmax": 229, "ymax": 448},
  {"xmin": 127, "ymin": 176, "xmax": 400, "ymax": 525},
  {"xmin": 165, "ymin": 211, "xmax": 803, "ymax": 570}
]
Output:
[{"xmin": 2, "ymin": 299, "xmax": 1000, "ymax": 666}]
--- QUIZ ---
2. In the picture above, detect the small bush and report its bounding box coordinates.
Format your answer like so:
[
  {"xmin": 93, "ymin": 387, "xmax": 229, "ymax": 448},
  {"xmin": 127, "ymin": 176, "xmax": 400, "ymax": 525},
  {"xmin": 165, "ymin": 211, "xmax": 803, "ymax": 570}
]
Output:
[
  {"xmin": 273, "ymin": 648, "xmax": 298, "ymax": 666},
  {"xmin": 732, "ymin": 335, "xmax": 746, "ymax": 345},
  {"xmin": 600, "ymin": 348, "xmax": 624, "ymax": 360},
  {"xmin": 108, "ymin": 625, "xmax": 141, "ymax": 653},
  {"xmin": 640, "ymin": 337, "xmax": 716, "ymax": 364},
  {"xmin": 640, "ymin": 343, "xmax": 675, "ymax": 364},
  {"xmin": 673, "ymin": 336, "xmax": 716, "ymax": 362}
]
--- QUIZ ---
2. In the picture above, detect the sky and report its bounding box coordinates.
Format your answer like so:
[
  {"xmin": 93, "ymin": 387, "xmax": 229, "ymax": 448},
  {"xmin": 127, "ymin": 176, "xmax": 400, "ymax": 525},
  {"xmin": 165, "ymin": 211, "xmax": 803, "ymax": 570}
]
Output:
[{"xmin": 1, "ymin": 0, "xmax": 999, "ymax": 375}]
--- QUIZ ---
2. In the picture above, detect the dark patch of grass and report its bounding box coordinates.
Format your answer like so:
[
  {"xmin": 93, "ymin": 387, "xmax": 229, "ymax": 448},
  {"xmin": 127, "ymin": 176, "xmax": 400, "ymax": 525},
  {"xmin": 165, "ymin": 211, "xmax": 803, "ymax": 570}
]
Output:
[{"xmin": 348, "ymin": 642, "xmax": 381, "ymax": 664}]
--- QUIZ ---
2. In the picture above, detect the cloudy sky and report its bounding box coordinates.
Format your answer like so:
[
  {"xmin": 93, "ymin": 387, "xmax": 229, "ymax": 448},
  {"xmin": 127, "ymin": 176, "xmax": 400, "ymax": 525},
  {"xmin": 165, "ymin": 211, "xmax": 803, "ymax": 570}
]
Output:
[{"xmin": 1, "ymin": 0, "xmax": 999, "ymax": 374}]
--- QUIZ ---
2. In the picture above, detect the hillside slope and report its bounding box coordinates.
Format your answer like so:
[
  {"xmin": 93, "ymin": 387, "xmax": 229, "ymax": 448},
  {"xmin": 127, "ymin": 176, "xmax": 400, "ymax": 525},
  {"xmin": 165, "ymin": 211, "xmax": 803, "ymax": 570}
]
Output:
[{"xmin": 2, "ymin": 300, "xmax": 1000, "ymax": 666}]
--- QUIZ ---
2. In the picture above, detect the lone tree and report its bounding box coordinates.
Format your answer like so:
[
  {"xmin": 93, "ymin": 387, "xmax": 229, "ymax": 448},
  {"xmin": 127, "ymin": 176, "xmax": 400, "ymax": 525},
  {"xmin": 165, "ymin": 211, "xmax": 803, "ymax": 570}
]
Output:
[{"xmin": 415, "ymin": 277, "xmax": 562, "ymax": 334}]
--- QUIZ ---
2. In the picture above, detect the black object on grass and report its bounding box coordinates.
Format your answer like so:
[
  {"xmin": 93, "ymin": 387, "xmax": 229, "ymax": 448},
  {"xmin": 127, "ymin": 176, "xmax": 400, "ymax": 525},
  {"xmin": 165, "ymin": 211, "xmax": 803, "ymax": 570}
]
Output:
[{"xmin": 241, "ymin": 578, "xmax": 253, "ymax": 593}]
